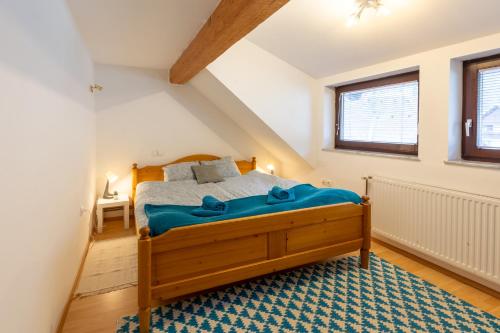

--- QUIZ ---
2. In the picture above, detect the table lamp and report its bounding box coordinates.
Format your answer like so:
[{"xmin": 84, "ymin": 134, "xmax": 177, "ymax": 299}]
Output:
[{"xmin": 103, "ymin": 171, "xmax": 118, "ymax": 199}]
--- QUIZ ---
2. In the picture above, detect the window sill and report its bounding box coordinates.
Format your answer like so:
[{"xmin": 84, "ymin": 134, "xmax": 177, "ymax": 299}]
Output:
[
  {"xmin": 322, "ymin": 147, "xmax": 420, "ymax": 161},
  {"xmin": 444, "ymin": 159, "xmax": 500, "ymax": 170}
]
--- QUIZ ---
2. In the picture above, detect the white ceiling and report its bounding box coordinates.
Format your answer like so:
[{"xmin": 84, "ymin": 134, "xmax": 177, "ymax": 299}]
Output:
[
  {"xmin": 247, "ymin": 0, "xmax": 500, "ymax": 78},
  {"xmin": 68, "ymin": 0, "xmax": 500, "ymax": 78},
  {"xmin": 66, "ymin": 0, "xmax": 219, "ymax": 69}
]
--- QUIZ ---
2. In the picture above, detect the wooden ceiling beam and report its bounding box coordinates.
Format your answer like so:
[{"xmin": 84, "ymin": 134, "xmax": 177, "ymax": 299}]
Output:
[{"xmin": 169, "ymin": 0, "xmax": 289, "ymax": 84}]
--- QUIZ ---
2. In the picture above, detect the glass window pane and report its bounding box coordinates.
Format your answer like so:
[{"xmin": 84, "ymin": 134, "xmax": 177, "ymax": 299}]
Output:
[
  {"xmin": 340, "ymin": 81, "xmax": 418, "ymax": 145},
  {"xmin": 477, "ymin": 66, "xmax": 500, "ymax": 149}
]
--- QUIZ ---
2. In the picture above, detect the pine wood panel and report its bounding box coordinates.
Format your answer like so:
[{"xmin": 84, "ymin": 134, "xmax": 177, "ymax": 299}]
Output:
[
  {"xmin": 286, "ymin": 217, "xmax": 362, "ymax": 254},
  {"xmin": 153, "ymin": 234, "xmax": 268, "ymax": 283},
  {"xmin": 151, "ymin": 239, "xmax": 363, "ymax": 300},
  {"xmin": 361, "ymin": 201, "xmax": 371, "ymax": 269},
  {"xmin": 169, "ymin": 0, "xmax": 289, "ymax": 84},
  {"xmin": 267, "ymin": 230, "xmax": 286, "ymax": 259},
  {"xmin": 137, "ymin": 228, "xmax": 151, "ymax": 332}
]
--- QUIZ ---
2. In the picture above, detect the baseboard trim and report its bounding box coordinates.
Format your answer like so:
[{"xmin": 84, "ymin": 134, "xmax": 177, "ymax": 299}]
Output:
[
  {"xmin": 56, "ymin": 236, "xmax": 93, "ymax": 333},
  {"xmin": 372, "ymin": 237, "xmax": 500, "ymax": 299}
]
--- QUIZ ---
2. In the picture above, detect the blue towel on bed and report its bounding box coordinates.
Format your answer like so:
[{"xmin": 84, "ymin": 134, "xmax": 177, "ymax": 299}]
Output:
[
  {"xmin": 202, "ymin": 195, "xmax": 227, "ymax": 211},
  {"xmin": 191, "ymin": 195, "xmax": 228, "ymax": 217},
  {"xmin": 267, "ymin": 187, "xmax": 295, "ymax": 204},
  {"xmin": 144, "ymin": 184, "xmax": 362, "ymax": 236},
  {"xmin": 269, "ymin": 186, "xmax": 292, "ymax": 200}
]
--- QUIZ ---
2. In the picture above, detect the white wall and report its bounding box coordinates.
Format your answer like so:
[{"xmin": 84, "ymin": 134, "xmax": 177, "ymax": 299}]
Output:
[
  {"xmin": 0, "ymin": 1, "xmax": 95, "ymax": 332},
  {"xmin": 95, "ymin": 64, "xmax": 280, "ymax": 196},
  {"xmin": 207, "ymin": 39, "xmax": 319, "ymax": 172},
  {"xmin": 312, "ymin": 33, "xmax": 500, "ymax": 197},
  {"xmin": 191, "ymin": 70, "xmax": 311, "ymax": 178}
]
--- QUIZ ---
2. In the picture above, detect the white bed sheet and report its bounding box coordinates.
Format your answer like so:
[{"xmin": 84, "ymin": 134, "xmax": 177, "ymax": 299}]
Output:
[{"xmin": 134, "ymin": 170, "xmax": 299, "ymax": 229}]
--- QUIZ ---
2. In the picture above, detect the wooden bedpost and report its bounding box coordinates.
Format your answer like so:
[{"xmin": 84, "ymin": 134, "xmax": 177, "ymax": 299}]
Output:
[
  {"xmin": 360, "ymin": 196, "xmax": 371, "ymax": 269},
  {"xmin": 251, "ymin": 157, "xmax": 257, "ymax": 170},
  {"xmin": 138, "ymin": 227, "xmax": 151, "ymax": 333},
  {"xmin": 132, "ymin": 163, "xmax": 138, "ymax": 201}
]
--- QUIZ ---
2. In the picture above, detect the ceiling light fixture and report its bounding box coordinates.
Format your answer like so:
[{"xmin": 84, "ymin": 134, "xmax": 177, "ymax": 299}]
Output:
[{"xmin": 346, "ymin": 0, "xmax": 390, "ymax": 27}]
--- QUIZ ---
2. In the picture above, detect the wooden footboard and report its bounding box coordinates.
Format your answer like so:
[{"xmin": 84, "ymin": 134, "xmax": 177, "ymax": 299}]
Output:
[{"xmin": 137, "ymin": 197, "xmax": 371, "ymax": 333}]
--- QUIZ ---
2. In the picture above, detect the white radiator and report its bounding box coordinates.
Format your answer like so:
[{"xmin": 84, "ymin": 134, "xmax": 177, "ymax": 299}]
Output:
[{"xmin": 368, "ymin": 176, "xmax": 500, "ymax": 291}]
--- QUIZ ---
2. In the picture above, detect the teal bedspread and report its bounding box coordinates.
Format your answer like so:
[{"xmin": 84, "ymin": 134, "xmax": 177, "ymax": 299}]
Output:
[{"xmin": 144, "ymin": 184, "xmax": 362, "ymax": 236}]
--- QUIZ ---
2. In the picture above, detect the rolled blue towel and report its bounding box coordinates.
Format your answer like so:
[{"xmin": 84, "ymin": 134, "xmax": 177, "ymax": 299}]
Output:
[
  {"xmin": 202, "ymin": 195, "xmax": 227, "ymax": 211},
  {"xmin": 270, "ymin": 186, "xmax": 291, "ymax": 200},
  {"xmin": 267, "ymin": 188, "xmax": 296, "ymax": 205}
]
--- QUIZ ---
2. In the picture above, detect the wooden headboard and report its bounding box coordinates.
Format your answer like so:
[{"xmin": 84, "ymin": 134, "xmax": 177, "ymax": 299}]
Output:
[{"xmin": 131, "ymin": 155, "xmax": 256, "ymax": 200}]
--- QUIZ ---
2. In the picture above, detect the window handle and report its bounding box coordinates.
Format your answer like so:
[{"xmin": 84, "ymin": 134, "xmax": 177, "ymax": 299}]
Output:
[{"xmin": 464, "ymin": 119, "xmax": 472, "ymax": 137}]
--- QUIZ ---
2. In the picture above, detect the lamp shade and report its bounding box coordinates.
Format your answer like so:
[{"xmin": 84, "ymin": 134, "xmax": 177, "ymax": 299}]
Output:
[{"xmin": 106, "ymin": 171, "xmax": 118, "ymax": 183}]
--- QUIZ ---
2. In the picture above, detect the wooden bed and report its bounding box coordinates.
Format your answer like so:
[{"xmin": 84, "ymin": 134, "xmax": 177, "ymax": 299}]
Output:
[{"xmin": 132, "ymin": 155, "xmax": 371, "ymax": 333}]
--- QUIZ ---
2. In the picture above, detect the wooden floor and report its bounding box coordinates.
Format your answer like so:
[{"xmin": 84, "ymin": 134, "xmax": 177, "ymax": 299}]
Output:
[{"xmin": 62, "ymin": 219, "xmax": 500, "ymax": 333}]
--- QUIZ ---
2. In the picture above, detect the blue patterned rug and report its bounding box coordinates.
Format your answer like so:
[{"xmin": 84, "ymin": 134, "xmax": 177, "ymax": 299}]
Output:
[{"xmin": 117, "ymin": 253, "xmax": 499, "ymax": 332}]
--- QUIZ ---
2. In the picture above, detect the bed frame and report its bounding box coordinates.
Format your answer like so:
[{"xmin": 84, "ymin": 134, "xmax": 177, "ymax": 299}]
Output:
[{"xmin": 132, "ymin": 155, "xmax": 371, "ymax": 333}]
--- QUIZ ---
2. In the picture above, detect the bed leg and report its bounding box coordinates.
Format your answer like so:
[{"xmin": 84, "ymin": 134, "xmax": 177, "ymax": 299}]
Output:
[
  {"xmin": 139, "ymin": 307, "xmax": 151, "ymax": 333},
  {"xmin": 361, "ymin": 196, "xmax": 371, "ymax": 269},
  {"xmin": 138, "ymin": 227, "xmax": 152, "ymax": 333},
  {"xmin": 360, "ymin": 249, "xmax": 369, "ymax": 269}
]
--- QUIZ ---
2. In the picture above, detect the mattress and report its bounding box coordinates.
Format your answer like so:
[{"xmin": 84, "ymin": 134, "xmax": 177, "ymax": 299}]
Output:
[{"xmin": 134, "ymin": 170, "xmax": 299, "ymax": 229}]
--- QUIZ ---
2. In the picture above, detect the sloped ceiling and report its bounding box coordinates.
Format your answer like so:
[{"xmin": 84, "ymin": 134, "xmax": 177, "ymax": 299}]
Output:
[
  {"xmin": 191, "ymin": 69, "xmax": 312, "ymax": 177},
  {"xmin": 66, "ymin": 0, "xmax": 219, "ymax": 69},
  {"xmin": 246, "ymin": 0, "xmax": 500, "ymax": 78}
]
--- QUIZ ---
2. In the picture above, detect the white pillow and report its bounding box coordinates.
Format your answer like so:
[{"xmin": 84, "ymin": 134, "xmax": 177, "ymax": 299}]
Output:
[
  {"xmin": 200, "ymin": 156, "xmax": 241, "ymax": 178},
  {"xmin": 163, "ymin": 161, "xmax": 199, "ymax": 181}
]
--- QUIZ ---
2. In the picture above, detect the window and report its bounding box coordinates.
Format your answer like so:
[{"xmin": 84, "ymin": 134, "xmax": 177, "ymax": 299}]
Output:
[
  {"xmin": 463, "ymin": 55, "xmax": 500, "ymax": 162},
  {"xmin": 334, "ymin": 71, "xmax": 419, "ymax": 155}
]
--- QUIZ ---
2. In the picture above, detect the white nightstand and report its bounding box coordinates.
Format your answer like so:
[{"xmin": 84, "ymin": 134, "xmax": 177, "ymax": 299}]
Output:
[{"xmin": 96, "ymin": 194, "xmax": 130, "ymax": 233}]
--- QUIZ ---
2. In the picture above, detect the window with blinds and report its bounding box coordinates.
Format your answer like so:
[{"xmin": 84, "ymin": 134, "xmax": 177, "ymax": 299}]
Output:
[
  {"xmin": 477, "ymin": 67, "xmax": 500, "ymax": 149},
  {"xmin": 463, "ymin": 55, "xmax": 500, "ymax": 162},
  {"xmin": 334, "ymin": 71, "xmax": 419, "ymax": 155}
]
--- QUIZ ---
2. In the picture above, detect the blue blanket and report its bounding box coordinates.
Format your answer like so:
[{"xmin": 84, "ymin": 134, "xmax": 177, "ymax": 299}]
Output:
[{"xmin": 144, "ymin": 184, "xmax": 362, "ymax": 236}]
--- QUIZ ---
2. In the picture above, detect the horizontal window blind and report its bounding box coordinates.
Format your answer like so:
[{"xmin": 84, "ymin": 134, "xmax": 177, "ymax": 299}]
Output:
[
  {"xmin": 339, "ymin": 81, "xmax": 419, "ymax": 145},
  {"xmin": 477, "ymin": 66, "xmax": 500, "ymax": 149}
]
